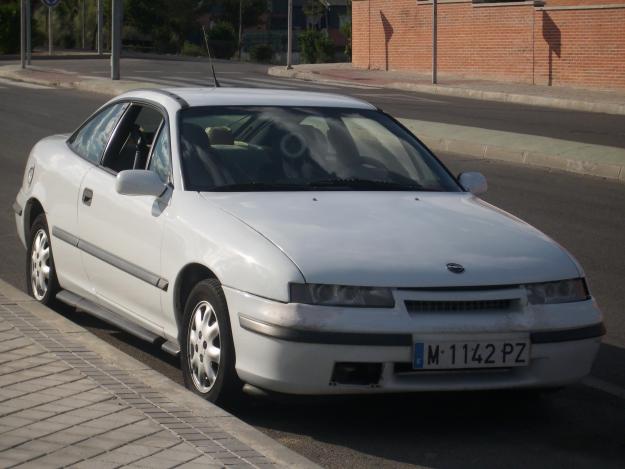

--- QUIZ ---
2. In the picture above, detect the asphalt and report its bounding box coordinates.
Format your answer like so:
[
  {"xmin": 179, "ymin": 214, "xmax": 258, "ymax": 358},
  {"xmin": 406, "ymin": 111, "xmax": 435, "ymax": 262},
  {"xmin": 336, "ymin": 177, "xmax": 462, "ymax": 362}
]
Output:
[
  {"xmin": 5, "ymin": 57, "xmax": 625, "ymax": 149},
  {"xmin": 1, "ymin": 76, "xmax": 625, "ymax": 468}
]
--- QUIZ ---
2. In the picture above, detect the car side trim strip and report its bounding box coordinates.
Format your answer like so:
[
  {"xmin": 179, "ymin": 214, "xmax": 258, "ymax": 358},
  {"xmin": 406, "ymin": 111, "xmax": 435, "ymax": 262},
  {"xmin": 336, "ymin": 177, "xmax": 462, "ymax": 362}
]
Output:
[
  {"xmin": 12, "ymin": 201, "xmax": 23, "ymax": 216},
  {"xmin": 52, "ymin": 226, "xmax": 169, "ymax": 291},
  {"xmin": 530, "ymin": 323, "xmax": 606, "ymax": 343},
  {"xmin": 52, "ymin": 226, "xmax": 79, "ymax": 247},
  {"xmin": 239, "ymin": 314, "xmax": 413, "ymax": 346}
]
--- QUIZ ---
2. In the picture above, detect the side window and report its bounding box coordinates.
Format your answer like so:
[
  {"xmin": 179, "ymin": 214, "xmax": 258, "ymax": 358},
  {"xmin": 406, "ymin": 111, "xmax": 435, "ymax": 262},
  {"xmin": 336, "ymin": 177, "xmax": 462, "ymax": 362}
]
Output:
[
  {"xmin": 69, "ymin": 103, "xmax": 127, "ymax": 164},
  {"xmin": 148, "ymin": 125, "xmax": 171, "ymax": 183},
  {"xmin": 102, "ymin": 104, "xmax": 165, "ymax": 173}
]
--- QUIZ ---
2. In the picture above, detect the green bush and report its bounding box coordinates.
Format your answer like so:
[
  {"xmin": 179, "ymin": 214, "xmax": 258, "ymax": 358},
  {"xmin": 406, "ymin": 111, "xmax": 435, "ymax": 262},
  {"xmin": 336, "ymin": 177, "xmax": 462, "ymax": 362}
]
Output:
[
  {"xmin": 0, "ymin": 3, "xmax": 20, "ymax": 55},
  {"xmin": 299, "ymin": 29, "xmax": 319, "ymax": 64},
  {"xmin": 298, "ymin": 29, "xmax": 335, "ymax": 64},
  {"xmin": 316, "ymin": 34, "xmax": 335, "ymax": 63},
  {"xmin": 181, "ymin": 41, "xmax": 205, "ymax": 57},
  {"xmin": 340, "ymin": 21, "xmax": 351, "ymax": 60},
  {"xmin": 249, "ymin": 44, "xmax": 273, "ymax": 63},
  {"xmin": 207, "ymin": 21, "xmax": 236, "ymax": 59}
]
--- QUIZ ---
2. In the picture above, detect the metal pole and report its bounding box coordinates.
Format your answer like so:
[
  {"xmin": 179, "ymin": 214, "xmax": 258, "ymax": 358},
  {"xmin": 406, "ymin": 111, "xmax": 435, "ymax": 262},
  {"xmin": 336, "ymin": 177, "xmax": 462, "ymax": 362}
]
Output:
[
  {"xmin": 48, "ymin": 6, "xmax": 54, "ymax": 56},
  {"xmin": 82, "ymin": 0, "xmax": 86, "ymax": 49},
  {"xmin": 432, "ymin": 0, "xmax": 437, "ymax": 84},
  {"xmin": 20, "ymin": 0, "xmax": 26, "ymax": 68},
  {"xmin": 97, "ymin": 0, "xmax": 103, "ymax": 55},
  {"xmin": 26, "ymin": 0, "xmax": 31, "ymax": 65},
  {"xmin": 286, "ymin": 0, "xmax": 293, "ymax": 69},
  {"xmin": 238, "ymin": 0, "xmax": 243, "ymax": 60},
  {"xmin": 111, "ymin": 0, "xmax": 121, "ymax": 80}
]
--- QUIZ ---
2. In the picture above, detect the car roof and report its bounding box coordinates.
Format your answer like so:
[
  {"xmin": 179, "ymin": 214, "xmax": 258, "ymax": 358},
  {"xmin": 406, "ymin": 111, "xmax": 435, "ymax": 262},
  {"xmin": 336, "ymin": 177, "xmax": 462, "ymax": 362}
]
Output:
[{"xmin": 119, "ymin": 87, "xmax": 377, "ymax": 111}]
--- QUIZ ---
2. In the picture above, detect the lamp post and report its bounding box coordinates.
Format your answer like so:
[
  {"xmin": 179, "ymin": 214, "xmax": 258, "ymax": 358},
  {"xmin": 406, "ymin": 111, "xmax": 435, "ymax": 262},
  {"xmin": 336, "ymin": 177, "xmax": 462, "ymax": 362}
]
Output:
[
  {"xmin": 97, "ymin": 0, "xmax": 104, "ymax": 55},
  {"xmin": 20, "ymin": 0, "xmax": 26, "ymax": 68},
  {"xmin": 111, "ymin": 0, "xmax": 121, "ymax": 80},
  {"xmin": 432, "ymin": 0, "xmax": 437, "ymax": 84},
  {"xmin": 286, "ymin": 0, "xmax": 293, "ymax": 69}
]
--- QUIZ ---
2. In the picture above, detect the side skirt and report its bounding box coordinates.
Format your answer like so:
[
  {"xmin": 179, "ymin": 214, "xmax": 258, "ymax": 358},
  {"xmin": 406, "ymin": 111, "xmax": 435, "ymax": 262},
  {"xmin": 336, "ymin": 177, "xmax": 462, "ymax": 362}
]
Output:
[{"xmin": 56, "ymin": 290, "xmax": 180, "ymax": 357}]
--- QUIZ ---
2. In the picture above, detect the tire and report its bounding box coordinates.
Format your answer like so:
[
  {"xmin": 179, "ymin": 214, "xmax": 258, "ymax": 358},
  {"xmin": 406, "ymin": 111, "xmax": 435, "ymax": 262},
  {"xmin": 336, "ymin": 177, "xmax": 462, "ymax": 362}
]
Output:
[
  {"xmin": 26, "ymin": 214, "xmax": 60, "ymax": 306},
  {"xmin": 180, "ymin": 279, "xmax": 242, "ymax": 404}
]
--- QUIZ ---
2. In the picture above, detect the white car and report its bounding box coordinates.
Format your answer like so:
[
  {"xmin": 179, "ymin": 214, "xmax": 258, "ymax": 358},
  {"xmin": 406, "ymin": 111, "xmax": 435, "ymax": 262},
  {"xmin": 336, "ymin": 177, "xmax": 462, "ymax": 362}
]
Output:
[{"xmin": 14, "ymin": 88, "xmax": 604, "ymax": 403}]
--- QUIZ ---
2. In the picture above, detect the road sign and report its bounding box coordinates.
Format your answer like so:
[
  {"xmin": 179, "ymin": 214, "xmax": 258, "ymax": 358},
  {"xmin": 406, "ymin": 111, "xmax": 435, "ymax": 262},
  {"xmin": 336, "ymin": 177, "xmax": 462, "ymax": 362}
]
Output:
[{"xmin": 41, "ymin": 0, "xmax": 60, "ymax": 7}]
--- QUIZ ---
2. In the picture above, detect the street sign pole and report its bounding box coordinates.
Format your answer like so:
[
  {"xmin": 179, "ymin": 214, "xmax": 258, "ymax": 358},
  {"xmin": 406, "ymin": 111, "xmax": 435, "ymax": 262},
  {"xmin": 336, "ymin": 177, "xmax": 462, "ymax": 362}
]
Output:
[
  {"xmin": 48, "ymin": 6, "xmax": 53, "ymax": 56},
  {"xmin": 238, "ymin": 0, "xmax": 243, "ymax": 61},
  {"xmin": 432, "ymin": 0, "xmax": 437, "ymax": 84},
  {"xmin": 81, "ymin": 0, "xmax": 86, "ymax": 49},
  {"xmin": 20, "ymin": 0, "xmax": 26, "ymax": 69},
  {"xmin": 26, "ymin": 0, "xmax": 31, "ymax": 65},
  {"xmin": 286, "ymin": 0, "xmax": 293, "ymax": 69},
  {"xmin": 111, "ymin": 0, "xmax": 121, "ymax": 80},
  {"xmin": 97, "ymin": 0, "xmax": 103, "ymax": 55}
]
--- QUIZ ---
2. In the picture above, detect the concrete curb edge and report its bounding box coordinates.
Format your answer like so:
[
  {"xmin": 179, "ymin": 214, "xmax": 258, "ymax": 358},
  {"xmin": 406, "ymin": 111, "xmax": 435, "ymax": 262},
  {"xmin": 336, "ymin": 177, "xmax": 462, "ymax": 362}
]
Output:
[
  {"xmin": 0, "ymin": 279, "xmax": 321, "ymax": 469},
  {"xmin": 268, "ymin": 67, "xmax": 625, "ymax": 116},
  {"xmin": 417, "ymin": 134, "xmax": 625, "ymax": 182}
]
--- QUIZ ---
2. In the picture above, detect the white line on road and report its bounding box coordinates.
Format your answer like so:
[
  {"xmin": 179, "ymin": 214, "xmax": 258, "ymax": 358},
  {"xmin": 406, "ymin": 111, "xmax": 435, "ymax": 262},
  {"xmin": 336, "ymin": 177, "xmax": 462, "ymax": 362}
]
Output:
[
  {"xmin": 0, "ymin": 78, "xmax": 53, "ymax": 89},
  {"xmin": 582, "ymin": 376, "xmax": 625, "ymax": 400}
]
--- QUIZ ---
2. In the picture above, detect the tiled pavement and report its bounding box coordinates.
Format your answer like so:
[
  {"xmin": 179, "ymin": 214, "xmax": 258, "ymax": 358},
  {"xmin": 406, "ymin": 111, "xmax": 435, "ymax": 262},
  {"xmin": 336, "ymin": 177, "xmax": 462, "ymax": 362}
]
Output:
[{"xmin": 0, "ymin": 291, "xmax": 282, "ymax": 469}]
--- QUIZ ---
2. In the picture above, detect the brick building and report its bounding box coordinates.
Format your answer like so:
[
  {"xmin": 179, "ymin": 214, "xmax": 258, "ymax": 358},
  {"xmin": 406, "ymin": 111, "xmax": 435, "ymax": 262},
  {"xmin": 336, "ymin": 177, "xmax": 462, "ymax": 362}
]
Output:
[{"xmin": 352, "ymin": 0, "xmax": 625, "ymax": 91}]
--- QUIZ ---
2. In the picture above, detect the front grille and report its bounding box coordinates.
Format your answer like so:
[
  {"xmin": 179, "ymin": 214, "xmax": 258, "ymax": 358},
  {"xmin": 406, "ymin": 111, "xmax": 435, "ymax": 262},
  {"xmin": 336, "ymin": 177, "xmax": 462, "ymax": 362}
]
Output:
[{"xmin": 405, "ymin": 299, "xmax": 514, "ymax": 313}]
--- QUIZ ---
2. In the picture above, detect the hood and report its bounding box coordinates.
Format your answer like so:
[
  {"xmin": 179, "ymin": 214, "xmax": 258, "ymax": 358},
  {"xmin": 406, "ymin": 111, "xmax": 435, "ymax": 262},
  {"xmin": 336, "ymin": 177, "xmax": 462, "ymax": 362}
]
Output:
[{"xmin": 201, "ymin": 191, "xmax": 580, "ymax": 288}]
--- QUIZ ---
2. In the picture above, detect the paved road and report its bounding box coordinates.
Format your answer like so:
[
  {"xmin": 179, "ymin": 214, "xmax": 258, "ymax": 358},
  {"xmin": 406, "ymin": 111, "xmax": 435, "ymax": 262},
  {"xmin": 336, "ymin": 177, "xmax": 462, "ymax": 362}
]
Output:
[
  {"xmin": 12, "ymin": 57, "xmax": 625, "ymax": 148},
  {"xmin": 1, "ymin": 75, "xmax": 624, "ymax": 468}
]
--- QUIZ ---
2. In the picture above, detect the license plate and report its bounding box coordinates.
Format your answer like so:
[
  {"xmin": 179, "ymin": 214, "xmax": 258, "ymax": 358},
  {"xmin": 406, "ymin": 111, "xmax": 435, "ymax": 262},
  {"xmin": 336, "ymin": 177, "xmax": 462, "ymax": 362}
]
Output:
[{"xmin": 413, "ymin": 340, "xmax": 530, "ymax": 370}]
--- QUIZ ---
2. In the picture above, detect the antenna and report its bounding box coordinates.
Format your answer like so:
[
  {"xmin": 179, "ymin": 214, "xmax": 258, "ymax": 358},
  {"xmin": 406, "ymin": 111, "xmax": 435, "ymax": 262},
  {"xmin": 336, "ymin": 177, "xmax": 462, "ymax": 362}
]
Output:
[{"xmin": 202, "ymin": 25, "xmax": 221, "ymax": 88}]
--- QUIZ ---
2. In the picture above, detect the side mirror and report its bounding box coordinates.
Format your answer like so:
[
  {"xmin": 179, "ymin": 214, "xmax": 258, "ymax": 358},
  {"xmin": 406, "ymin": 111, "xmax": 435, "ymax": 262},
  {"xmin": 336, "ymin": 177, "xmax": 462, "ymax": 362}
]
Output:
[
  {"xmin": 458, "ymin": 172, "xmax": 487, "ymax": 195},
  {"xmin": 116, "ymin": 170, "xmax": 166, "ymax": 197}
]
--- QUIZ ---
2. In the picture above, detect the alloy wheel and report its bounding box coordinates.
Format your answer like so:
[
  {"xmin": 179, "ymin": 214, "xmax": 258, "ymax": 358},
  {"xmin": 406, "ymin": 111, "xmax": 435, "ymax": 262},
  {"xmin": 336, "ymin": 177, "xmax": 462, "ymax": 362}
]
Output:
[
  {"xmin": 187, "ymin": 300, "xmax": 221, "ymax": 393},
  {"xmin": 30, "ymin": 229, "xmax": 51, "ymax": 301}
]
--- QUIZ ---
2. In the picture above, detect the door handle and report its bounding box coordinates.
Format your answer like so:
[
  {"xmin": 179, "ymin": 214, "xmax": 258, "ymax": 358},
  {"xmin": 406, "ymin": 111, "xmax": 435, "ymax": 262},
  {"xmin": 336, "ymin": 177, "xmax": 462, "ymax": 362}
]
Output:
[{"xmin": 82, "ymin": 188, "xmax": 93, "ymax": 206}]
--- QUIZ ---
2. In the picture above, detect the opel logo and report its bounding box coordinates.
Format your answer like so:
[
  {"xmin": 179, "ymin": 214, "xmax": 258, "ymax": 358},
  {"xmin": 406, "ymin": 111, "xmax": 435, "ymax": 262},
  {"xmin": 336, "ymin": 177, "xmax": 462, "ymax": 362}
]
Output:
[{"xmin": 446, "ymin": 263, "xmax": 465, "ymax": 274}]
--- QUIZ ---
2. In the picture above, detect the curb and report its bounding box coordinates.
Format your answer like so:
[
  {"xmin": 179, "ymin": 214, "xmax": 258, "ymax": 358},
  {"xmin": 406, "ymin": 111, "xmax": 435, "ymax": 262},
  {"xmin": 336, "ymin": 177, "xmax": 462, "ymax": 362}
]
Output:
[
  {"xmin": 0, "ymin": 279, "xmax": 321, "ymax": 469},
  {"xmin": 268, "ymin": 67, "xmax": 625, "ymax": 116},
  {"xmin": 415, "ymin": 132, "xmax": 625, "ymax": 183},
  {"xmin": 0, "ymin": 65, "xmax": 158, "ymax": 97}
]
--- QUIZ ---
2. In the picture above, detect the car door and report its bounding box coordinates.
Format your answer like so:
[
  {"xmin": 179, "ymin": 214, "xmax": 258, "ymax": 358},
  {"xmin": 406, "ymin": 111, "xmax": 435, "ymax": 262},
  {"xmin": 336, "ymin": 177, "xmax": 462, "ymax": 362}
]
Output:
[
  {"xmin": 77, "ymin": 102, "xmax": 172, "ymax": 331},
  {"xmin": 50, "ymin": 102, "xmax": 128, "ymax": 299}
]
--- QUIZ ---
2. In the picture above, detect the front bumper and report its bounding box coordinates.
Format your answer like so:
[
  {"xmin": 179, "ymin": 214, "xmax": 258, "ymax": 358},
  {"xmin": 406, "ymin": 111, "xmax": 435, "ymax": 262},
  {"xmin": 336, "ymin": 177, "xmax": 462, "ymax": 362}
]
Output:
[{"xmin": 224, "ymin": 286, "xmax": 604, "ymax": 395}]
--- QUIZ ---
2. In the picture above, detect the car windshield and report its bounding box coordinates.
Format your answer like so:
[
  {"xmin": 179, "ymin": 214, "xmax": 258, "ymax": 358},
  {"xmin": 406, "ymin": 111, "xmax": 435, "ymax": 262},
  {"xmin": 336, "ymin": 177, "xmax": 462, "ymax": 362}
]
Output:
[{"xmin": 179, "ymin": 106, "xmax": 460, "ymax": 192}]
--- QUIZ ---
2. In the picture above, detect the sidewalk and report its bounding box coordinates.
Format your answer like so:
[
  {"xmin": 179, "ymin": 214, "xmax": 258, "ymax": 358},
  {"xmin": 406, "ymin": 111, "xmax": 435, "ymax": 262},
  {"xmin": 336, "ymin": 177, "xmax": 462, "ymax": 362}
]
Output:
[
  {"xmin": 0, "ymin": 280, "xmax": 319, "ymax": 469},
  {"xmin": 268, "ymin": 63, "xmax": 625, "ymax": 116}
]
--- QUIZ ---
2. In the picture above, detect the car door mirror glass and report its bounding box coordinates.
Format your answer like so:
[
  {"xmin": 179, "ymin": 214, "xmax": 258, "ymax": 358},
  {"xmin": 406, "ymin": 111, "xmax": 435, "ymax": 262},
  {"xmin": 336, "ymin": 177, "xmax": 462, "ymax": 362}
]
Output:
[
  {"xmin": 458, "ymin": 172, "xmax": 488, "ymax": 195},
  {"xmin": 116, "ymin": 170, "xmax": 167, "ymax": 197}
]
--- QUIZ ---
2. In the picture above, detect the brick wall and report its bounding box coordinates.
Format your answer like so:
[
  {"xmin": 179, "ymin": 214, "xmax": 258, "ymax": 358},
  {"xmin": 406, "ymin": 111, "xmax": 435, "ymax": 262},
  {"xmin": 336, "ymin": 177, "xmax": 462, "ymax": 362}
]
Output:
[{"xmin": 352, "ymin": 0, "xmax": 625, "ymax": 91}]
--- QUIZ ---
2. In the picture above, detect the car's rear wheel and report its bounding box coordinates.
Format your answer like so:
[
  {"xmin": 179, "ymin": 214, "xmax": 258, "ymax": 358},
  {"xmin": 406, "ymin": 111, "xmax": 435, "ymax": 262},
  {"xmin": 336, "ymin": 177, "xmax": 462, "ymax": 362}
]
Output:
[
  {"xmin": 26, "ymin": 214, "xmax": 60, "ymax": 305},
  {"xmin": 180, "ymin": 279, "xmax": 242, "ymax": 404}
]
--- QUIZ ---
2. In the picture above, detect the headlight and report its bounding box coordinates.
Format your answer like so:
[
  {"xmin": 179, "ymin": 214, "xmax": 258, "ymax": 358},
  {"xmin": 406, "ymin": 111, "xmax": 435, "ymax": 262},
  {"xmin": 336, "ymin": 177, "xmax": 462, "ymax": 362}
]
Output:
[
  {"xmin": 525, "ymin": 278, "xmax": 589, "ymax": 305},
  {"xmin": 289, "ymin": 283, "xmax": 395, "ymax": 308}
]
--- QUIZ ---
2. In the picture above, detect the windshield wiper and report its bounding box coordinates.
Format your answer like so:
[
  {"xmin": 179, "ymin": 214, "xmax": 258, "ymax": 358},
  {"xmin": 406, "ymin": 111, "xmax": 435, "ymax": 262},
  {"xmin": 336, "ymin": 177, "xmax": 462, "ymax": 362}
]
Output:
[
  {"xmin": 306, "ymin": 178, "xmax": 425, "ymax": 190},
  {"xmin": 209, "ymin": 182, "xmax": 304, "ymax": 192}
]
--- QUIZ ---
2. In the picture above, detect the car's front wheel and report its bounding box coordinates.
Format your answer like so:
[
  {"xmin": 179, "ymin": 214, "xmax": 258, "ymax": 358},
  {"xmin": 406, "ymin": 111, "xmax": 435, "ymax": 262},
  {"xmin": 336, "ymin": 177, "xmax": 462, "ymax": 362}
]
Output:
[
  {"xmin": 180, "ymin": 279, "xmax": 242, "ymax": 404},
  {"xmin": 26, "ymin": 214, "xmax": 60, "ymax": 305}
]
